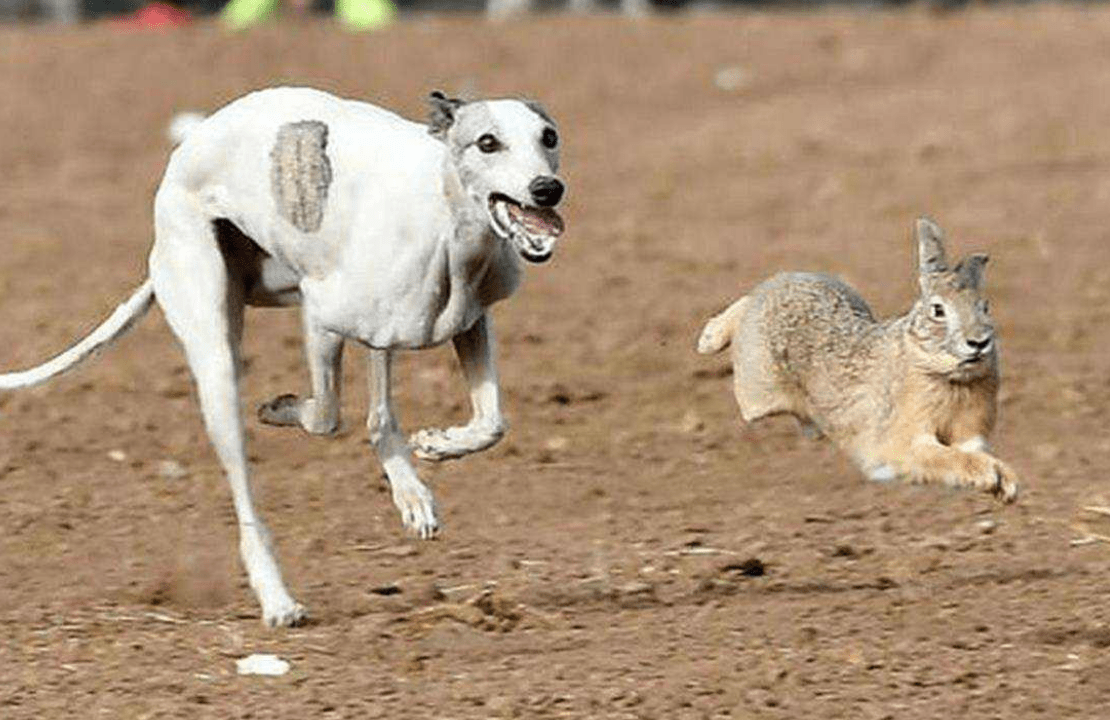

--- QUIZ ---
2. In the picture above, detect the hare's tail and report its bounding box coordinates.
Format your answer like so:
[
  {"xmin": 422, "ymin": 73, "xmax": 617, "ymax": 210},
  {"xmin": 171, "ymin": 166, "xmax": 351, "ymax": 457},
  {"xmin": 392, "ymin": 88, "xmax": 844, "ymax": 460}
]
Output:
[
  {"xmin": 0, "ymin": 279, "xmax": 155, "ymax": 390},
  {"xmin": 697, "ymin": 296, "xmax": 750, "ymax": 355}
]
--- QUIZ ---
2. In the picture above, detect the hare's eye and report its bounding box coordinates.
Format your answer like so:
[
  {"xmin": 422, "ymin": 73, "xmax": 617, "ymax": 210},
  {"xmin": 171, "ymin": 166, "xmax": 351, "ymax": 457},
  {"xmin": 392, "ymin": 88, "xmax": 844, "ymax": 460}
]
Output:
[
  {"xmin": 930, "ymin": 303, "xmax": 946, "ymax": 320},
  {"xmin": 476, "ymin": 134, "xmax": 502, "ymax": 153}
]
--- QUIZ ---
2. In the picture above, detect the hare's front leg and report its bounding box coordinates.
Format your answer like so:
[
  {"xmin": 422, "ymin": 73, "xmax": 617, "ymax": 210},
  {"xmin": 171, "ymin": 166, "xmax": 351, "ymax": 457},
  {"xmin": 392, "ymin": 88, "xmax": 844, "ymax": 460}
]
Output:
[{"xmin": 905, "ymin": 435, "xmax": 1019, "ymax": 503}]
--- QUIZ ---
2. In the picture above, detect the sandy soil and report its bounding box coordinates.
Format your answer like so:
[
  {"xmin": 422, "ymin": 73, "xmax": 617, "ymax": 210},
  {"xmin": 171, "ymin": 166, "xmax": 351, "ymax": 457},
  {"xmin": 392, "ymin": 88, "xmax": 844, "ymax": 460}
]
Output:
[{"xmin": 1, "ymin": 6, "xmax": 1110, "ymax": 718}]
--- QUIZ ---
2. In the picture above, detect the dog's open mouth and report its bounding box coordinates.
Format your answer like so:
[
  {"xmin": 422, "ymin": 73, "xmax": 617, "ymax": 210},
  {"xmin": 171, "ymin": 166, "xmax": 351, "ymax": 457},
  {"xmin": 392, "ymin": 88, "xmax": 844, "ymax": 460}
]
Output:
[{"xmin": 488, "ymin": 193, "xmax": 564, "ymax": 264}]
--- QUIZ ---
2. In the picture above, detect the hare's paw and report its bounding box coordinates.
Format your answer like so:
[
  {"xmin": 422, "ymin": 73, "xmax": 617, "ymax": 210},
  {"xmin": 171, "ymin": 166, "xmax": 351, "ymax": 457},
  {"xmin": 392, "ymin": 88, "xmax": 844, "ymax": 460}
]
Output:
[
  {"xmin": 990, "ymin": 459, "xmax": 1020, "ymax": 504},
  {"xmin": 968, "ymin": 456, "xmax": 1019, "ymax": 503}
]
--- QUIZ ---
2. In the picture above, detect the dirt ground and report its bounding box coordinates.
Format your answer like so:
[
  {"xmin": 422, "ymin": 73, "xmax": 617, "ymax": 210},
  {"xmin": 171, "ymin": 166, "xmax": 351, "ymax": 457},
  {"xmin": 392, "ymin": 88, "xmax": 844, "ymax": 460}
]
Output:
[{"xmin": 1, "ymin": 6, "xmax": 1110, "ymax": 718}]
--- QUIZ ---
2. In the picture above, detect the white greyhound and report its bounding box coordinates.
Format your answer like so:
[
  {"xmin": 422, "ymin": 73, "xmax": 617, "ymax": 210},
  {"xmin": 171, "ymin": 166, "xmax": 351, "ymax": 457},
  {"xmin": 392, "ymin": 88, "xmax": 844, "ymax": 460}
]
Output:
[{"xmin": 0, "ymin": 87, "xmax": 566, "ymax": 626}]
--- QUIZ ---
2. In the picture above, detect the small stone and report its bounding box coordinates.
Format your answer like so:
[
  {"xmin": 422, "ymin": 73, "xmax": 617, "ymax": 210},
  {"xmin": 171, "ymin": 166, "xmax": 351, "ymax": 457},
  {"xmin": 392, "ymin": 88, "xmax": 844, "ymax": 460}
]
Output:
[
  {"xmin": 679, "ymin": 409, "xmax": 704, "ymax": 434},
  {"xmin": 544, "ymin": 436, "xmax": 569, "ymax": 452},
  {"xmin": 158, "ymin": 460, "xmax": 187, "ymax": 480},
  {"xmin": 619, "ymin": 581, "xmax": 654, "ymax": 596},
  {"xmin": 714, "ymin": 65, "xmax": 752, "ymax": 92},
  {"xmin": 487, "ymin": 696, "xmax": 515, "ymax": 716},
  {"xmin": 976, "ymin": 519, "xmax": 999, "ymax": 535},
  {"xmin": 721, "ymin": 557, "xmax": 766, "ymax": 577},
  {"xmin": 107, "ymin": 449, "xmax": 127, "ymax": 463}
]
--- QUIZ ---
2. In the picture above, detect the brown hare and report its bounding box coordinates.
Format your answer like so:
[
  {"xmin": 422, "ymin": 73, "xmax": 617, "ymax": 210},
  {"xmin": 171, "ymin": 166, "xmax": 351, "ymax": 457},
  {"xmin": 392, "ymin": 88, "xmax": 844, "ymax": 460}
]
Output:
[{"xmin": 697, "ymin": 218, "xmax": 1018, "ymax": 502}]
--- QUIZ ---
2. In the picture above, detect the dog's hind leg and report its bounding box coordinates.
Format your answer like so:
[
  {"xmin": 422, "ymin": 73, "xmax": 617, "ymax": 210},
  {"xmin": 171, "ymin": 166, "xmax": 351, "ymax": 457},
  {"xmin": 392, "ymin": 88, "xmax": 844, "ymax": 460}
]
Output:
[
  {"xmin": 258, "ymin": 309, "xmax": 344, "ymax": 436},
  {"xmin": 367, "ymin": 349, "xmax": 439, "ymax": 538},
  {"xmin": 150, "ymin": 198, "xmax": 305, "ymax": 627},
  {"xmin": 410, "ymin": 313, "xmax": 506, "ymax": 461}
]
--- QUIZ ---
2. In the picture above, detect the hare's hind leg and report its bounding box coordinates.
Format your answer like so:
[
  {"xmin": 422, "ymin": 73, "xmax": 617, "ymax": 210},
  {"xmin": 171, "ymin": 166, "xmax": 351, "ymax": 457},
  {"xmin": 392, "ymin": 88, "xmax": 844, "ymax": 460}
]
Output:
[
  {"xmin": 701, "ymin": 294, "xmax": 802, "ymax": 425},
  {"xmin": 903, "ymin": 435, "xmax": 1019, "ymax": 502},
  {"xmin": 730, "ymin": 325, "xmax": 799, "ymax": 425},
  {"xmin": 796, "ymin": 418, "xmax": 824, "ymax": 440}
]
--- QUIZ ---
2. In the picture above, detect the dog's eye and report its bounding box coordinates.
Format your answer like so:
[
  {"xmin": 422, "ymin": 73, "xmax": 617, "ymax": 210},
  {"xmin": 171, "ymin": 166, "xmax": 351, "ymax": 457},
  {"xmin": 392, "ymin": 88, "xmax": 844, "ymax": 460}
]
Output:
[
  {"xmin": 931, "ymin": 303, "xmax": 946, "ymax": 320},
  {"xmin": 541, "ymin": 127, "xmax": 559, "ymax": 149},
  {"xmin": 476, "ymin": 134, "xmax": 502, "ymax": 154},
  {"xmin": 980, "ymin": 299, "xmax": 990, "ymax": 314}
]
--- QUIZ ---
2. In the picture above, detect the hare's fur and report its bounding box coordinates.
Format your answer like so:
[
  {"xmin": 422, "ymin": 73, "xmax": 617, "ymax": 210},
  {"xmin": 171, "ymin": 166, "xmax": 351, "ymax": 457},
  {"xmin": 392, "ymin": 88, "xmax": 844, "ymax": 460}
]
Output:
[{"xmin": 699, "ymin": 218, "xmax": 1018, "ymax": 502}]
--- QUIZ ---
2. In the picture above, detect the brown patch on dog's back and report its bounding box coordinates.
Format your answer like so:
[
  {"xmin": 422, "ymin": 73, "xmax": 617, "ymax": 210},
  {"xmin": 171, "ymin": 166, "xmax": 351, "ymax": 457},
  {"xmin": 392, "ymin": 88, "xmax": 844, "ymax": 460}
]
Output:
[{"xmin": 270, "ymin": 120, "xmax": 332, "ymax": 233}]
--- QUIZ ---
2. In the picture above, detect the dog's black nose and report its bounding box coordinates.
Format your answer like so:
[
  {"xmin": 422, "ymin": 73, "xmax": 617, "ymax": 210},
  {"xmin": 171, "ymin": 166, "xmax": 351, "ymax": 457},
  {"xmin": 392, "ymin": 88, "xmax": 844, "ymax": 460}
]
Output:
[{"xmin": 529, "ymin": 176, "xmax": 564, "ymax": 207}]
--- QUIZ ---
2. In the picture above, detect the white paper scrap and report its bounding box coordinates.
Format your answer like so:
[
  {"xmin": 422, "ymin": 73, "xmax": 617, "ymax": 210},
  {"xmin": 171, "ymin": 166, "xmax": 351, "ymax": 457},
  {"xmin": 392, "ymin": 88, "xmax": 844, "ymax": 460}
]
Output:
[{"xmin": 236, "ymin": 653, "xmax": 290, "ymax": 677}]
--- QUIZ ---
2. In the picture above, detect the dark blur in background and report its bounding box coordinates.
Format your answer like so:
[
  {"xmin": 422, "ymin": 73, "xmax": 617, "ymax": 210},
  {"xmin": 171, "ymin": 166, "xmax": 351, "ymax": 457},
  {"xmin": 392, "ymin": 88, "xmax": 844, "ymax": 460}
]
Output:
[{"xmin": 0, "ymin": 0, "xmax": 984, "ymax": 25}]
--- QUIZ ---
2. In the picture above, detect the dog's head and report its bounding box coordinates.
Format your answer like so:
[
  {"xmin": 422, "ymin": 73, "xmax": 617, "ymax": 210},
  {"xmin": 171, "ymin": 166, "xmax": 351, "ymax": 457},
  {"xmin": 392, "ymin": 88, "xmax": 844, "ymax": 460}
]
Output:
[{"xmin": 428, "ymin": 91, "xmax": 565, "ymax": 264}]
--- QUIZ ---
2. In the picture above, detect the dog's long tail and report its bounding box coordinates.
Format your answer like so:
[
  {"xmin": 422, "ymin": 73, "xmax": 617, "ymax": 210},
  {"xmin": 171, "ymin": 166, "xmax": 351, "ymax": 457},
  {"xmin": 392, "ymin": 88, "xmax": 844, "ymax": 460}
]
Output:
[
  {"xmin": 696, "ymin": 296, "xmax": 749, "ymax": 355},
  {"xmin": 0, "ymin": 279, "xmax": 156, "ymax": 390}
]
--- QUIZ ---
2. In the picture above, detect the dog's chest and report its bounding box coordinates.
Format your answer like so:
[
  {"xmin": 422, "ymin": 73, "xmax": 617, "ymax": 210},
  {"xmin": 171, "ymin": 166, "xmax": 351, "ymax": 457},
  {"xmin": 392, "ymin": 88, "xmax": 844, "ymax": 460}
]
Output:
[{"xmin": 302, "ymin": 232, "xmax": 512, "ymax": 350}]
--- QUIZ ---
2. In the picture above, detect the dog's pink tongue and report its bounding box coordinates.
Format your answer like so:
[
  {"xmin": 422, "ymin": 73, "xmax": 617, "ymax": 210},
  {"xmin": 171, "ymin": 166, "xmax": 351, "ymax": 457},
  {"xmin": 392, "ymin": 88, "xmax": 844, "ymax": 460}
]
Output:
[{"xmin": 508, "ymin": 205, "xmax": 564, "ymax": 237}]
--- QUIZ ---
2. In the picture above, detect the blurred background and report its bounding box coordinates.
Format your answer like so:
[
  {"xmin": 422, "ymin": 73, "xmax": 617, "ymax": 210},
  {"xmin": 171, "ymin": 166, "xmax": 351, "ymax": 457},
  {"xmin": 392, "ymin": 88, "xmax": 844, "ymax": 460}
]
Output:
[
  {"xmin": 2, "ymin": 0, "xmax": 1110, "ymax": 717},
  {"xmin": 0, "ymin": 0, "xmax": 978, "ymax": 28}
]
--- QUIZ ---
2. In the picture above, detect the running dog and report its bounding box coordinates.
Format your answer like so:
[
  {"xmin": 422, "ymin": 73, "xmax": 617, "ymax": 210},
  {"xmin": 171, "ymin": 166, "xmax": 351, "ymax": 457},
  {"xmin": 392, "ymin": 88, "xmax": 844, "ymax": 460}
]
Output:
[{"xmin": 0, "ymin": 87, "xmax": 567, "ymax": 626}]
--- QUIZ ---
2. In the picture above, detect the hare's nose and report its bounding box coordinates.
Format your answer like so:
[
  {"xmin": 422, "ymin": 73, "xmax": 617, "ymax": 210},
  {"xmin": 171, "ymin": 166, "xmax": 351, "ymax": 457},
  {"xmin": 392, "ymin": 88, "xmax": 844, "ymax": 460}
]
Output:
[{"xmin": 966, "ymin": 335, "xmax": 993, "ymax": 354}]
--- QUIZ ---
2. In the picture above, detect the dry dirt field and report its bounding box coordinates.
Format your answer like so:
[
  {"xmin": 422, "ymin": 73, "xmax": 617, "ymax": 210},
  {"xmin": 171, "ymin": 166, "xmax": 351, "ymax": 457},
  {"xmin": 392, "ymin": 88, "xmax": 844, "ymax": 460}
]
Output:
[{"xmin": 1, "ymin": 6, "xmax": 1110, "ymax": 718}]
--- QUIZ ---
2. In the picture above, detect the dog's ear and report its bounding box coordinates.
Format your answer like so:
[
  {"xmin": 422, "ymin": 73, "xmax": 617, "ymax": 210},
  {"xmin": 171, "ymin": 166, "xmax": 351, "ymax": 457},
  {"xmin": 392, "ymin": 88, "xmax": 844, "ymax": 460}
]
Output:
[
  {"xmin": 427, "ymin": 90, "xmax": 465, "ymax": 139},
  {"xmin": 523, "ymin": 99, "xmax": 554, "ymax": 127}
]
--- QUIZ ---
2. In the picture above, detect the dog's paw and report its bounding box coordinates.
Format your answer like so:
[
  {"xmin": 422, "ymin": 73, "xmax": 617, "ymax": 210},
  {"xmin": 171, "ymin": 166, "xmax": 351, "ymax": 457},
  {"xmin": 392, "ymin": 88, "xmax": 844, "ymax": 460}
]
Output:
[
  {"xmin": 410, "ymin": 423, "xmax": 504, "ymax": 462},
  {"xmin": 259, "ymin": 394, "xmax": 338, "ymax": 435},
  {"xmin": 391, "ymin": 479, "xmax": 440, "ymax": 539},
  {"xmin": 240, "ymin": 527, "xmax": 308, "ymax": 628},
  {"xmin": 261, "ymin": 597, "xmax": 308, "ymax": 628},
  {"xmin": 258, "ymin": 394, "xmax": 301, "ymax": 427}
]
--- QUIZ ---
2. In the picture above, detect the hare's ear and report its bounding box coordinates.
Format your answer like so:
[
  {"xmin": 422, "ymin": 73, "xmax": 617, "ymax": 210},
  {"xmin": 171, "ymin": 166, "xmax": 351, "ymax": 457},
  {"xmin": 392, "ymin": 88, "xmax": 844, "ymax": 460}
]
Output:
[
  {"xmin": 915, "ymin": 217, "xmax": 949, "ymax": 276},
  {"xmin": 955, "ymin": 253, "xmax": 989, "ymax": 290},
  {"xmin": 427, "ymin": 90, "xmax": 465, "ymax": 139}
]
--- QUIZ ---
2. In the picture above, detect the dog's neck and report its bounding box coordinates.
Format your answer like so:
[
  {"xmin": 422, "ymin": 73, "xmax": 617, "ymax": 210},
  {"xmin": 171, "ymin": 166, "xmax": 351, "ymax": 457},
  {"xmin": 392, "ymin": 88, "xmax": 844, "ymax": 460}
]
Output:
[
  {"xmin": 438, "ymin": 155, "xmax": 522, "ymax": 308},
  {"xmin": 441, "ymin": 156, "xmax": 497, "ymax": 251}
]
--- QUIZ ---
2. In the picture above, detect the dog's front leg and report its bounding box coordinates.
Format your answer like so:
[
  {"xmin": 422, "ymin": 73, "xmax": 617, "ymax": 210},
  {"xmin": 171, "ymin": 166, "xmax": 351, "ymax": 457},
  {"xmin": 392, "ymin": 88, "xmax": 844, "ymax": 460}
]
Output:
[
  {"xmin": 367, "ymin": 349, "xmax": 440, "ymax": 538},
  {"xmin": 258, "ymin": 310, "xmax": 343, "ymax": 435},
  {"xmin": 410, "ymin": 313, "xmax": 507, "ymax": 461}
]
